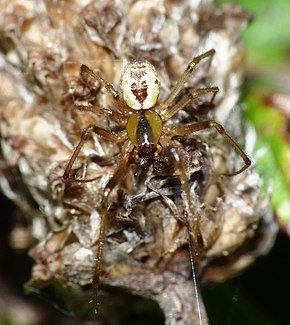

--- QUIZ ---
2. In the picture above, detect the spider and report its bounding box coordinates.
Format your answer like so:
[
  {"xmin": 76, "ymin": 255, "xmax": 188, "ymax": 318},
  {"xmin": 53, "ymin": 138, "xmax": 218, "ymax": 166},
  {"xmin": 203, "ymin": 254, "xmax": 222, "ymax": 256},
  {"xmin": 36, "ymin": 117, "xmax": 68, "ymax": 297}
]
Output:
[{"xmin": 62, "ymin": 49, "xmax": 251, "ymax": 315}]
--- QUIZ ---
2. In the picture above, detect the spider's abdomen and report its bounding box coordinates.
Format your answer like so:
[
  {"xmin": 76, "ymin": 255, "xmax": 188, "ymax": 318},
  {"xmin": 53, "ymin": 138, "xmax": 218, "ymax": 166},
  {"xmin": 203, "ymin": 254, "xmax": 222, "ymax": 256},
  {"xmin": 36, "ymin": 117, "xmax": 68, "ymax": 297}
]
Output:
[
  {"xmin": 120, "ymin": 60, "xmax": 160, "ymax": 110},
  {"xmin": 126, "ymin": 110, "xmax": 163, "ymax": 147}
]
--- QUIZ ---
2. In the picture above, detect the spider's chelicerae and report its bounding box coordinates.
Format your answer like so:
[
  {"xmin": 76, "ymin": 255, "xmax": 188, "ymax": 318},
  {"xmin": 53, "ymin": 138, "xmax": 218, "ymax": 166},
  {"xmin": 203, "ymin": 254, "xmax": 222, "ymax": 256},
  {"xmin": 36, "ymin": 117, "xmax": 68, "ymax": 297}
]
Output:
[{"xmin": 63, "ymin": 49, "xmax": 251, "ymax": 313}]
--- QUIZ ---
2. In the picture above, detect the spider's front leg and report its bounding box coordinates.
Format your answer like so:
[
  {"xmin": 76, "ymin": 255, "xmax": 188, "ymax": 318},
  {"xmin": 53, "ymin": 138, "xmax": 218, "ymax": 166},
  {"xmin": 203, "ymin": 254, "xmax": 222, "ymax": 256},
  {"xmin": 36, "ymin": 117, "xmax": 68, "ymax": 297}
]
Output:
[
  {"xmin": 63, "ymin": 125, "xmax": 133, "ymax": 313},
  {"xmin": 92, "ymin": 139, "xmax": 134, "ymax": 314},
  {"xmin": 63, "ymin": 124, "xmax": 127, "ymax": 180},
  {"xmin": 170, "ymin": 147, "xmax": 204, "ymax": 251},
  {"xmin": 164, "ymin": 120, "xmax": 251, "ymax": 176}
]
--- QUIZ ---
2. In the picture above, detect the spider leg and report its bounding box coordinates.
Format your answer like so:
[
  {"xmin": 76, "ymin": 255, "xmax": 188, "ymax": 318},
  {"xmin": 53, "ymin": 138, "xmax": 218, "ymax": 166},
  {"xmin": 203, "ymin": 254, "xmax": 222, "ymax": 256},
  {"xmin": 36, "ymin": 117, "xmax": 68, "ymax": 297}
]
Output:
[
  {"xmin": 159, "ymin": 49, "xmax": 216, "ymax": 112},
  {"xmin": 81, "ymin": 65, "xmax": 133, "ymax": 115},
  {"xmin": 170, "ymin": 148, "xmax": 204, "ymax": 250},
  {"xmin": 75, "ymin": 104, "xmax": 126, "ymax": 126},
  {"xmin": 164, "ymin": 120, "xmax": 251, "ymax": 176},
  {"xmin": 92, "ymin": 139, "xmax": 134, "ymax": 314},
  {"xmin": 170, "ymin": 147, "xmax": 207, "ymax": 325},
  {"xmin": 161, "ymin": 86, "xmax": 219, "ymax": 121},
  {"xmin": 63, "ymin": 125, "xmax": 127, "ymax": 180}
]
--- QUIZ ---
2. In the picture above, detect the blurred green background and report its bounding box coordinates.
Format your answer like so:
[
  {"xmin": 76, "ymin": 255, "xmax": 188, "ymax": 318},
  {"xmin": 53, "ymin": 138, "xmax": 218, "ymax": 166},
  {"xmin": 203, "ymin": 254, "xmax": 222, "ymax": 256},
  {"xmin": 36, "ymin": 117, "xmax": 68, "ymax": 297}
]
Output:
[
  {"xmin": 207, "ymin": 0, "xmax": 290, "ymax": 324},
  {"xmin": 216, "ymin": 0, "xmax": 290, "ymax": 228}
]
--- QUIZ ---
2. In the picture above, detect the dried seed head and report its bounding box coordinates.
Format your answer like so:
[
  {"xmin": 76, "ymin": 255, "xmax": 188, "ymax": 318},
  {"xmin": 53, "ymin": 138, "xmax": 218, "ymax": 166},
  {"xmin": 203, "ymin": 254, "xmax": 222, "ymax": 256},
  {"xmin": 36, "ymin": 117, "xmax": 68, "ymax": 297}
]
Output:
[
  {"xmin": 0, "ymin": 0, "xmax": 277, "ymax": 324},
  {"xmin": 120, "ymin": 60, "xmax": 160, "ymax": 110}
]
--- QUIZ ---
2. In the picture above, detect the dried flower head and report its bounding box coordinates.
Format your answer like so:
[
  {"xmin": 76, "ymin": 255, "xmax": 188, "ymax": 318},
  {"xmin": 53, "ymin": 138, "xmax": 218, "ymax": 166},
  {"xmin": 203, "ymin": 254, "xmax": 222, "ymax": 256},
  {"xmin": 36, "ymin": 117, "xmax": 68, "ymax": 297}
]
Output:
[{"xmin": 0, "ymin": 0, "xmax": 277, "ymax": 324}]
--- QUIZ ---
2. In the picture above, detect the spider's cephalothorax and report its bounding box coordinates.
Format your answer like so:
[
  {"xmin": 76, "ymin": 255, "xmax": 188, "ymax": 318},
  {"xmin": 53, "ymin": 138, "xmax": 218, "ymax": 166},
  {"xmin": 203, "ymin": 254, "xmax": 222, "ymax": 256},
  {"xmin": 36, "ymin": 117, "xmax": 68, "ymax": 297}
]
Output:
[
  {"xmin": 126, "ymin": 109, "xmax": 163, "ymax": 169},
  {"xmin": 63, "ymin": 49, "xmax": 251, "ymax": 314}
]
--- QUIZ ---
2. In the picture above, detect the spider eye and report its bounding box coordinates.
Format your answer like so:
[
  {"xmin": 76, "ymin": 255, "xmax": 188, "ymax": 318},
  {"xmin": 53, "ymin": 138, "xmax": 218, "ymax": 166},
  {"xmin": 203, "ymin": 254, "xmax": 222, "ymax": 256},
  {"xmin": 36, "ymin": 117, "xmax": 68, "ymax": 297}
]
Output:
[{"xmin": 120, "ymin": 60, "xmax": 160, "ymax": 110}]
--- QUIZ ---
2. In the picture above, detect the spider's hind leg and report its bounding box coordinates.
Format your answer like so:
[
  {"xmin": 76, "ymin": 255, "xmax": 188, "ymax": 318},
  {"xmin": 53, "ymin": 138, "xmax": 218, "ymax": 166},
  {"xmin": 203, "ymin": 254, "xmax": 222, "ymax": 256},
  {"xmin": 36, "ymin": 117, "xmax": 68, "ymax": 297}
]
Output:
[
  {"xmin": 161, "ymin": 86, "xmax": 219, "ymax": 121},
  {"xmin": 80, "ymin": 65, "xmax": 132, "ymax": 115},
  {"xmin": 159, "ymin": 49, "xmax": 216, "ymax": 112}
]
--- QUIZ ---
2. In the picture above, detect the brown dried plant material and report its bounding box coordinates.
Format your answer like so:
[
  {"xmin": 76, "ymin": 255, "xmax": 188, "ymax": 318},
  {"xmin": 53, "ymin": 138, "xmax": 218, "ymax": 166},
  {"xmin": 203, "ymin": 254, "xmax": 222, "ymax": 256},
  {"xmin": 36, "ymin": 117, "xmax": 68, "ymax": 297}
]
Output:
[{"xmin": 0, "ymin": 1, "xmax": 277, "ymax": 324}]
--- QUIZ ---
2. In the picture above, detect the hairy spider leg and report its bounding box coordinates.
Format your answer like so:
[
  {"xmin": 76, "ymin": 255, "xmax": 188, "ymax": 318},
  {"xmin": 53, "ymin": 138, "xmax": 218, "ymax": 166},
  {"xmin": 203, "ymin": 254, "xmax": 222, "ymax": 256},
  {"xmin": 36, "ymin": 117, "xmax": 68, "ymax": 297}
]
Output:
[
  {"xmin": 63, "ymin": 124, "xmax": 126, "ymax": 180},
  {"xmin": 169, "ymin": 147, "xmax": 204, "ymax": 249},
  {"xmin": 158, "ymin": 49, "xmax": 216, "ymax": 112},
  {"xmin": 75, "ymin": 105, "xmax": 126, "ymax": 126},
  {"xmin": 81, "ymin": 64, "xmax": 133, "ymax": 115},
  {"xmin": 171, "ymin": 147, "xmax": 208, "ymax": 325},
  {"xmin": 161, "ymin": 87, "xmax": 219, "ymax": 121},
  {"xmin": 92, "ymin": 139, "xmax": 134, "ymax": 314},
  {"xmin": 164, "ymin": 120, "xmax": 251, "ymax": 176},
  {"xmin": 63, "ymin": 125, "xmax": 133, "ymax": 313}
]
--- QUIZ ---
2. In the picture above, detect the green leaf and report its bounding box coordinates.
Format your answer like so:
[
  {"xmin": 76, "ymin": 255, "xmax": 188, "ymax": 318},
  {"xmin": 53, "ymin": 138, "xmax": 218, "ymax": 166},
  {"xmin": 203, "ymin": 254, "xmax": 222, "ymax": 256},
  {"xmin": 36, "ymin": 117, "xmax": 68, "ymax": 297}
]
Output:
[
  {"xmin": 215, "ymin": 0, "xmax": 290, "ymax": 67},
  {"xmin": 245, "ymin": 94, "xmax": 290, "ymax": 227}
]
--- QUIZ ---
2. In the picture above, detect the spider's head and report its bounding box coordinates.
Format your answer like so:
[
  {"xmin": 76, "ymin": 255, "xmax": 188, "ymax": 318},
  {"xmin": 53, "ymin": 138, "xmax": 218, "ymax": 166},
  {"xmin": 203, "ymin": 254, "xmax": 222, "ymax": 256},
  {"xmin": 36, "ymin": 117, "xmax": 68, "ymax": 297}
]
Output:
[
  {"xmin": 120, "ymin": 60, "xmax": 160, "ymax": 110},
  {"xmin": 136, "ymin": 143, "xmax": 156, "ymax": 170}
]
